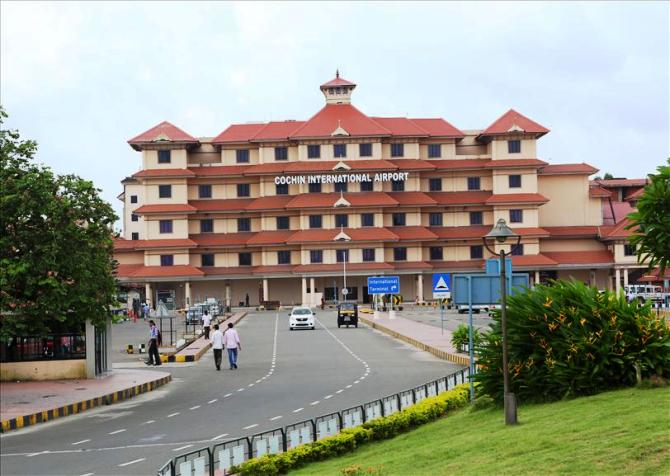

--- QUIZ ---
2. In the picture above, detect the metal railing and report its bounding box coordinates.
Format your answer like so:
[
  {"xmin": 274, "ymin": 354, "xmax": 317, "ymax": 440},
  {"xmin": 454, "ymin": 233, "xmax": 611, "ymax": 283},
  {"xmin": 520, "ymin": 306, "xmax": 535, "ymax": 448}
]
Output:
[
  {"xmin": 0, "ymin": 334, "xmax": 86, "ymax": 362},
  {"xmin": 158, "ymin": 367, "xmax": 470, "ymax": 475}
]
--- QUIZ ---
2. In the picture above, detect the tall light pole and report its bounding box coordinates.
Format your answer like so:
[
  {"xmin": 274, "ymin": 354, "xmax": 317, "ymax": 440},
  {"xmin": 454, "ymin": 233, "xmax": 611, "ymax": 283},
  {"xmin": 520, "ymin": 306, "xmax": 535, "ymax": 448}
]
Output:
[
  {"xmin": 483, "ymin": 218, "xmax": 521, "ymax": 425},
  {"xmin": 334, "ymin": 225, "xmax": 351, "ymax": 302}
]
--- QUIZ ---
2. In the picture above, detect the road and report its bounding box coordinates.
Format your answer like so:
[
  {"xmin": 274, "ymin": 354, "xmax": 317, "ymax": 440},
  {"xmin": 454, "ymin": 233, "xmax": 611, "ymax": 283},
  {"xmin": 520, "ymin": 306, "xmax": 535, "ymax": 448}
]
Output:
[{"xmin": 0, "ymin": 310, "xmax": 463, "ymax": 476}]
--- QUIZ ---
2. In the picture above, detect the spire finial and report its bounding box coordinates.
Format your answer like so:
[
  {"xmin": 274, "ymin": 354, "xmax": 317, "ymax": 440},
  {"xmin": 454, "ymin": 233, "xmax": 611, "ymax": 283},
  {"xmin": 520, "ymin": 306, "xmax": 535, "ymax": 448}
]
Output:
[{"xmin": 336, "ymin": 69, "xmax": 340, "ymax": 78}]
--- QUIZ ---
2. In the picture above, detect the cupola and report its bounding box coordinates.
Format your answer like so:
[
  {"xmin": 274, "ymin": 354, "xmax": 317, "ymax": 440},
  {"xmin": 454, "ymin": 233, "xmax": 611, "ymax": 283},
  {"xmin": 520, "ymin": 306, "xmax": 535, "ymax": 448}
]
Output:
[{"xmin": 320, "ymin": 70, "xmax": 356, "ymax": 105}]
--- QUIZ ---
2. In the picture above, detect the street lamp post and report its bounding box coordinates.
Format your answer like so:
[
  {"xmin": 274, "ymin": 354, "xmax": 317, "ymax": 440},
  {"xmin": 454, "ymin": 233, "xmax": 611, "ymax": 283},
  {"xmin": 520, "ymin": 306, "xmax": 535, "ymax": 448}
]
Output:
[
  {"xmin": 483, "ymin": 218, "xmax": 521, "ymax": 426},
  {"xmin": 335, "ymin": 225, "xmax": 351, "ymax": 301}
]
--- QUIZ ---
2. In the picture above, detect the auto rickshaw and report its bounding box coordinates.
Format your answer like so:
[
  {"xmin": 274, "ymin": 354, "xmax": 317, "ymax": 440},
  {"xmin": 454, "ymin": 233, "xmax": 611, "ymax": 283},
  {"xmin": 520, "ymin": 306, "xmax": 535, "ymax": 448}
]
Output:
[{"xmin": 337, "ymin": 302, "xmax": 358, "ymax": 328}]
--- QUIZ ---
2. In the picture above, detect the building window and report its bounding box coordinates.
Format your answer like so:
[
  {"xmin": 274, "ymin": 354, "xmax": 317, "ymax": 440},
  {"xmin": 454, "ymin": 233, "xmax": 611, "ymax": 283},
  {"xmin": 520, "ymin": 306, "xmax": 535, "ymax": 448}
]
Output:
[
  {"xmin": 390, "ymin": 143, "xmax": 404, "ymax": 157},
  {"xmin": 470, "ymin": 211, "xmax": 483, "ymax": 225},
  {"xmin": 307, "ymin": 145, "xmax": 320, "ymax": 159},
  {"xmin": 236, "ymin": 149, "xmax": 249, "ymax": 163},
  {"xmin": 276, "ymin": 183, "xmax": 289, "ymax": 195},
  {"xmin": 158, "ymin": 150, "xmax": 171, "ymax": 164},
  {"xmin": 159, "ymin": 220, "xmax": 173, "ymax": 234},
  {"xmin": 509, "ymin": 174, "xmax": 522, "ymax": 188},
  {"xmin": 158, "ymin": 184, "xmax": 172, "ymax": 198},
  {"xmin": 237, "ymin": 217, "xmax": 251, "ymax": 232},
  {"xmin": 362, "ymin": 248, "xmax": 376, "ymax": 262},
  {"xmin": 310, "ymin": 250, "xmax": 323, "ymax": 263},
  {"xmin": 360, "ymin": 181, "xmax": 373, "ymax": 192},
  {"xmin": 361, "ymin": 213, "xmax": 374, "ymax": 227},
  {"xmin": 624, "ymin": 244, "xmax": 636, "ymax": 256},
  {"xmin": 277, "ymin": 250, "xmax": 291, "ymax": 265},
  {"xmin": 131, "ymin": 232, "xmax": 139, "ymax": 240},
  {"xmin": 336, "ymin": 249, "xmax": 349, "ymax": 263},
  {"xmin": 510, "ymin": 209, "xmax": 523, "ymax": 223},
  {"xmin": 309, "ymin": 215, "xmax": 322, "ymax": 229},
  {"xmin": 508, "ymin": 140, "xmax": 521, "ymax": 154},
  {"xmin": 308, "ymin": 182, "xmax": 322, "ymax": 193},
  {"xmin": 130, "ymin": 195, "xmax": 138, "ymax": 204},
  {"xmin": 201, "ymin": 253, "xmax": 215, "ymax": 267},
  {"xmin": 335, "ymin": 214, "xmax": 349, "ymax": 228},
  {"xmin": 334, "ymin": 182, "xmax": 347, "ymax": 193},
  {"xmin": 467, "ymin": 177, "xmax": 480, "ymax": 191},
  {"xmin": 334, "ymin": 144, "xmax": 347, "ymax": 158},
  {"xmin": 511, "ymin": 244, "xmax": 524, "ymax": 256},
  {"xmin": 430, "ymin": 247, "xmax": 443, "ymax": 260},
  {"xmin": 131, "ymin": 213, "xmax": 139, "ymax": 222},
  {"xmin": 239, "ymin": 252, "xmax": 252, "ymax": 266},
  {"xmin": 160, "ymin": 255, "xmax": 174, "ymax": 266},
  {"xmin": 200, "ymin": 219, "xmax": 214, "ymax": 233},
  {"xmin": 277, "ymin": 216, "xmax": 290, "ymax": 230},
  {"xmin": 391, "ymin": 180, "xmax": 405, "ymax": 192},
  {"xmin": 428, "ymin": 144, "xmax": 441, "ymax": 158},
  {"xmin": 359, "ymin": 143, "xmax": 372, "ymax": 157},
  {"xmin": 199, "ymin": 184, "xmax": 212, "ymax": 199},
  {"xmin": 392, "ymin": 213, "xmax": 406, "ymax": 226},
  {"xmin": 237, "ymin": 183, "xmax": 250, "ymax": 197},
  {"xmin": 429, "ymin": 178, "xmax": 442, "ymax": 191},
  {"xmin": 429, "ymin": 213, "xmax": 443, "ymax": 226},
  {"xmin": 470, "ymin": 245, "xmax": 483, "ymax": 259},
  {"xmin": 393, "ymin": 247, "xmax": 407, "ymax": 261},
  {"xmin": 274, "ymin": 147, "xmax": 288, "ymax": 161}
]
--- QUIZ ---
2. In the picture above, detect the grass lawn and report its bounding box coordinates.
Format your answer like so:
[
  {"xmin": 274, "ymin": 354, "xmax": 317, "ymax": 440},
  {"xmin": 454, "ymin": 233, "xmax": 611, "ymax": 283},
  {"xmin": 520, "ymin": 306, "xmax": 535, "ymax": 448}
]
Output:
[{"xmin": 291, "ymin": 386, "xmax": 670, "ymax": 475}]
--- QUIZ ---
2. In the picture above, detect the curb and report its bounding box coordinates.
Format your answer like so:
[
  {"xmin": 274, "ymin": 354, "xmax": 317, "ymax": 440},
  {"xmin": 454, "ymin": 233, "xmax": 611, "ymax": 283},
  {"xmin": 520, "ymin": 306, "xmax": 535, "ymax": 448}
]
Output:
[
  {"xmin": 0, "ymin": 374, "xmax": 171, "ymax": 434},
  {"xmin": 359, "ymin": 315, "xmax": 470, "ymax": 366}
]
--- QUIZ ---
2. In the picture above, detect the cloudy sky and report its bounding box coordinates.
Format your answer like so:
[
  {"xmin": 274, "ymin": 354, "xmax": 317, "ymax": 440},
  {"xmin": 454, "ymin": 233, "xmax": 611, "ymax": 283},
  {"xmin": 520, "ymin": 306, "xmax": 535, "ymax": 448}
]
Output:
[{"xmin": 2, "ymin": 1, "xmax": 668, "ymax": 223}]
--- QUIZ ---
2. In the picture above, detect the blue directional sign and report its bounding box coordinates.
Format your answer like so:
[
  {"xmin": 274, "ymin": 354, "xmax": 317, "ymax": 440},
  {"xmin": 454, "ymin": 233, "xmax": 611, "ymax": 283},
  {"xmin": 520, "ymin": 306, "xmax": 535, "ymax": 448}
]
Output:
[
  {"xmin": 452, "ymin": 273, "xmax": 529, "ymax": 305},
  {"xmin": 367, "ymin": 276, "xmax": 400, "ymax": 294},
  {"xmin": 432, "ymin": 273, "xmax": 451, "ymax": 298}
]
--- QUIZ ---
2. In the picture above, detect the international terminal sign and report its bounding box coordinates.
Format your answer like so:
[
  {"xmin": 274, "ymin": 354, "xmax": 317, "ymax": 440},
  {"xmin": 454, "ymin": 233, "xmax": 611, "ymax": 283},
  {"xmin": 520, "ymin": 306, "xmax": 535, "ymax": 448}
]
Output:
[{"xmin": 274, "ymin": 171, "xmax": 410, "ymax": 185}]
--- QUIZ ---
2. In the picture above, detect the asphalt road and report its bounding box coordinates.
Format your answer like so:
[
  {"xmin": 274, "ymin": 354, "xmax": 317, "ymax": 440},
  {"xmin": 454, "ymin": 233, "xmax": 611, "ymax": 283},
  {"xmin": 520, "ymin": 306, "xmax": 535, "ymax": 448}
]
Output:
[{"xmin": 0, "ymin": 310, "xmax": 463, "ymax": 476}]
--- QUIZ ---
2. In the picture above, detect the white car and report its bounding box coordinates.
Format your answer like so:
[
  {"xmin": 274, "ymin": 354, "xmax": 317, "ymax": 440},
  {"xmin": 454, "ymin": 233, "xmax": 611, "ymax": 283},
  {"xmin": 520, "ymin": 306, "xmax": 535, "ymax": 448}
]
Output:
[{"xmin": 289, "ymin": 306, "xmax": 316, "ymax": 330}]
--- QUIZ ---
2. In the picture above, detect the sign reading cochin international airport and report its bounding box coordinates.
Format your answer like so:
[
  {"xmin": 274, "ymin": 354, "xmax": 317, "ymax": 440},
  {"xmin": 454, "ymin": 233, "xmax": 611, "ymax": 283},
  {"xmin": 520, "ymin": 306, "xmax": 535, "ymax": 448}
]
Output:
[{"xmin": 274, "ymin": 171, "xmax": 409, "ymax": 185}]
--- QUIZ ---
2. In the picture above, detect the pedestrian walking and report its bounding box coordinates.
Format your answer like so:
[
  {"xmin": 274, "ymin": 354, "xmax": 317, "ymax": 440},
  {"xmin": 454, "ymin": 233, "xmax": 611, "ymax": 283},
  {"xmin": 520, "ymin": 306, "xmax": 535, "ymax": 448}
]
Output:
[
  {"xmin": 245, "ymin": 293, "xmax": 250, "ymax": 307},
  {"xmin": 145, "ymin": 320, "xmax": 162, "ymax": 366},
  {"xmin": 211, "ymin": 324, "xmax": 223, "ymax": 371},
  {"xmin": 222, "ymin": 322, "xmax": 241, "ymax": 369},
  {"xmin": 202, "ymin": 310, "xmax": 211, "ymax": 339},
  {"xmin": 143, "ymin": 302, "xmax": 150, "ymax": 320}
]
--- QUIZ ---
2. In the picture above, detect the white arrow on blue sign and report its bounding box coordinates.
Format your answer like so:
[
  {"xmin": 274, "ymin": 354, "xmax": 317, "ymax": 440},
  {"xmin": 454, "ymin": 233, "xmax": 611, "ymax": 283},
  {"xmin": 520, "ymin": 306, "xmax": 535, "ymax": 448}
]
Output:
[
  {"xmin": 432, "ymin": 273, "xmax": 451, "ymax": 299},
  {"xmin": 367, "ymin": 276, "xmax": 400, "ymax": 294}
]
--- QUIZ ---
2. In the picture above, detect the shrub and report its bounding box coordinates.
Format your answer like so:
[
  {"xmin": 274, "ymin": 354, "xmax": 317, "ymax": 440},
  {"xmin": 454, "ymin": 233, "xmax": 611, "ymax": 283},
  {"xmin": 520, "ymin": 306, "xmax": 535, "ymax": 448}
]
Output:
[
  {"xmin": 475, "ymin": 280, "xmax": 670, "ymax": 403},
  {"xmin": 451, "ymin": 323, "xmax": 484, "ymax": 353}
]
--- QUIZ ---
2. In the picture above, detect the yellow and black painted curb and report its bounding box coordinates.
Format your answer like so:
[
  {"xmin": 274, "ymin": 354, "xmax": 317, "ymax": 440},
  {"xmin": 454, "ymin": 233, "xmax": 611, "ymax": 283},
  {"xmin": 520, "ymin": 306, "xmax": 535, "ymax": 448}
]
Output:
[
  {"xmin": 358, "ymin": 315, "xmax": 470, "ymax": 367},
  {"xmin": 0, "ymin": 375, "xmax": 171, "ymax": 434}
]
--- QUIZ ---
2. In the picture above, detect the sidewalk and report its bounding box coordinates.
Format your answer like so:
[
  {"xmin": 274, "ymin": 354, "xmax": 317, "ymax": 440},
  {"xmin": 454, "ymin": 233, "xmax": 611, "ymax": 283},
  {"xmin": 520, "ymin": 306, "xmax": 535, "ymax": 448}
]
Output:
[
  {"xmin": 0, "ymin": 368, "xmax": 170, "ymax": 433},
  {"xmin": 359, "ymin": 310, "xmax": 470, "ymax": 366}
]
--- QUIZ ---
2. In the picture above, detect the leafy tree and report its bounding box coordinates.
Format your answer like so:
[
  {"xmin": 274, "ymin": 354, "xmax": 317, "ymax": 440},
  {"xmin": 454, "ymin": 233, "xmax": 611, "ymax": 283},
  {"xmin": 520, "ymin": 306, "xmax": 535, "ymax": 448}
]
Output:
[
  {"xmin": 603, "ymin": 172, "xmax": 614, "ymax": 180},
  {"xmin": 0, "ymin": 107, "xmax": 118, "ymax": 340},
  {"xmin": 627, "ymin": 159, "xmax": 670, "ymax": 273}
]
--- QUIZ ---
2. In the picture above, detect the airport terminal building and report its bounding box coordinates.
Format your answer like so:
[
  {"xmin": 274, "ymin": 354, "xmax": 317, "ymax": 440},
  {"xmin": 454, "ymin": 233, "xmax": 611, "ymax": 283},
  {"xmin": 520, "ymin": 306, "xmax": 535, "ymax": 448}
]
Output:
[{"xmin": 114, "ymin": 73, "xmax": 645, "ymax": 309}]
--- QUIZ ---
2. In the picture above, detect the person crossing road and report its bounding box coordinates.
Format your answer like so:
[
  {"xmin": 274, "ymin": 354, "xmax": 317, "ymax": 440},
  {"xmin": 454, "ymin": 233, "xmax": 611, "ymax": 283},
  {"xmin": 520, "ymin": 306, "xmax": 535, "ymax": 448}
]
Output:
[{"xmin": 211, "ymin": 324, "xmax": 223, "ymax": 371}]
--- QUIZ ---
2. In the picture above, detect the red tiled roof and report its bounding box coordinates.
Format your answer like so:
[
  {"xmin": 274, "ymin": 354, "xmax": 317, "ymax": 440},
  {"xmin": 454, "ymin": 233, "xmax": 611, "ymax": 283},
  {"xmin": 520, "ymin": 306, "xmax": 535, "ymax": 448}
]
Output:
[
  {"xmin": 428, "ymin": 191, "xmax": 492, "ymax": 206},
  {"xmin": 430, "ymin": 225, "xmax": 490, "ymax": 240},
  {"xmin": 387, "ymin": 192, "xmax": 437, "ymax": 206},
  {"xmin": 589, "ymin": 186, "xmax": 612, "ymax": 198},
  {"xmin": 246, "ymin": 196, "xmax": 294, "ymax": 211},
  {"xmin": 480, "ymin": 109, "xmax": 549, "ymax": 137},
  {"xmin": 346, "ymin": 228, "xmax": 399, "ymax": 242},
  {"xmin": 191, "ymin": 233, "xmax": 254, "ymax": 247},
  {"xmin": 246, "ymin": 230, "xmax": 295, "ymax": 245},
  {"xmin": 485, "ymin": 159, "xmax": 548, "ymax": 168},
  {"xmin": 602, "ymin": 217, "xmax": 637, "ymax": 239},
  {"xmin": 409, "ymin": 118, "xmax": 464, "ymax": 138},
  {"xmin": 252, "ymin": 121, "xmax": 306, "ymax": 141},
  {"xmin": 211, "ymin": 123, "xmax": 266, "ymax": 144},
  {"xmin": 115, "ymin": 264, "xmax": 143, "ymax": 278},
  {"xmin": 544, "ymin": 226, "xmax": 600, "ymax": 237},
  {"xmin": 513, "ymin": 227, "xmax": 550, "ymax": 236},
  {"xmin": 131, "ymin": 265, "xmax": 204, "ymax": 278},
  {"xmin": 539, "ymin": 163, "xmax": 599, "ymax": 175},
  {"xmin": 388, "ymin": 226, "xmax": 438, "ymax": 241},
  {"xmin": 294, "ymin": 262, "xmax": 393, "ymax": 273},
  {"xmin": 595, "ymin": 178, "xmax": 648, "ymax": 187},
  {"xmin": 543, "ymin": 250, "xmax": 614, "ymax": 265},
  {"xmin": 388, "ymin": 159, "xmax": 436, "ymax": 171},
  {"xmin": 370, "ymin": 117, "xmax": 429, "ymax": 137},
  {"xmin": 485, "ymin": 193, "xmax": 549, "ymax": 205},
  {"xmin": 639, "ymin": 267, "xmax": 670, "ymax": 281},
  {"xmin": 190, "ymin": 165, "xmax": 250, "ymax": 177},
  {"xmin": 625, "ymin": 187, "xmax": 645, "ymax": 201},
  {"xmin": 321, "ymin": 74, "xmax": 356, "ymax": 88},
  {"xmin": 133, "ymin": 239, "xmax": 197, "ymax": 250},
  {"xmin": 133, "ymin": 204, "xmax": 197, "ymax": 214},
  {"xmin": 113, "ymin": 238, "xmax": 136, "ymax": 251},
  {"xmin": 430, "ymin": 159, "xmax": 491, "ymax": 170},
  {"xmin": 191, "ymin": 199, "xmax": 255, "ymax": 212},
  {"xmin": 133, "ymin": 168, "xmax": 195, "ymax": 178},
  {"xmin": 290, "ymin": 104, "xmax": 390, "ymax": 139},
  {"xmin": 510, "ymin": 254, "xmax": 558, "ymax": 267},
  {"xmin": 285, "ymin": 192, "xmax": 397, "ymax": 209},
  {"xmin": 602, "ymin": 201, "xmax": 634, "ymax": 224},
  {"xmin": 128, "ymin": 121, "xmax": 199, "ymax": 150},
  {"xmin": 253, "ymin": 265, "xmax": 296, "ymax": 274},
  {"xmin": 201, "ymin": 267, "xmax": 258, "ymax": 276}
]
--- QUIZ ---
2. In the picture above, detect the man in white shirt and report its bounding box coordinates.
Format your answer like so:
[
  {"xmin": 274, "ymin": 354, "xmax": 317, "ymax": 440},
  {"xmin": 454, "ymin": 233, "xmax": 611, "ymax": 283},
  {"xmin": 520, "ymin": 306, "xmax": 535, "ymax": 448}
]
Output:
[
  {"xmin": 210, "ymin": 324, "xmax": 224, "ymax": 371},
  {"xmin": 222, "ymin": 322, "xmax": 241, "ymax": 370},
  {"xmin": 202, "ymin": 310, "xmax": 211, "ymax": 339}
]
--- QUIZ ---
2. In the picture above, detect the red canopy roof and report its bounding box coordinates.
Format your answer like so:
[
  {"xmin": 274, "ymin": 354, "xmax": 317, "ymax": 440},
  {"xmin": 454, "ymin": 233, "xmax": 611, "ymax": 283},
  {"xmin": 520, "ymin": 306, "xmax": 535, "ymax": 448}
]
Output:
[
  {"xmin": 128, "ymin": 121, "xmax": 199, "ymax": 150},
  {"xmin": 133, "ymin": 204, "xmax": 197, "ymax": 214},
  {"xmin": 539, "ymin": 163, "xmax": 599, "ymax": 175},
  {"xmin": 290, "ymin": 104, "xmax": 391, "ymax": 139},
  {"xmin": 480, "ymin": 109, "xmax": 549, "ymax": 137}
]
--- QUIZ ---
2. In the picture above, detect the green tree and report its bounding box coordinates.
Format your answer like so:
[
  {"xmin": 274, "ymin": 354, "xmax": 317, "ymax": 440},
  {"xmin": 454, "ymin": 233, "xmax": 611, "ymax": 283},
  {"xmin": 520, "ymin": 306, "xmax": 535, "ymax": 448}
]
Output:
[
  {"xmin": 0, "ymin": 107, "xmax": 118, "ymax": 339},
  {"xmin": 603, "ymin": 172, "xmax": 614, "ymax": 180},
  {"xmin": 627, "ymin": 159, "xmax": 670, "ymax": 273}
]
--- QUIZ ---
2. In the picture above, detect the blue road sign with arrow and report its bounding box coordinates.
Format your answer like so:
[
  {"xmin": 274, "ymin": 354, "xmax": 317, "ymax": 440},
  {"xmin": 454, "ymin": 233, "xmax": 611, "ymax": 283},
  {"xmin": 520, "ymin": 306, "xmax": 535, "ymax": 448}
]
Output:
[{"xmin": 367, "ymin": 276, "xmax": 400, "ymax": 294}]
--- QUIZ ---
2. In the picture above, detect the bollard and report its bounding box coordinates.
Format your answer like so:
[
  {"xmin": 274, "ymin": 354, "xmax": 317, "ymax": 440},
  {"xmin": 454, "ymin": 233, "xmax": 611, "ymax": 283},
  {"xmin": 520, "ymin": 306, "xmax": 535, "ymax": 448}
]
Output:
[{"xmin": 126, "ymin": 344, "xmax": 134, "ymax": 354}]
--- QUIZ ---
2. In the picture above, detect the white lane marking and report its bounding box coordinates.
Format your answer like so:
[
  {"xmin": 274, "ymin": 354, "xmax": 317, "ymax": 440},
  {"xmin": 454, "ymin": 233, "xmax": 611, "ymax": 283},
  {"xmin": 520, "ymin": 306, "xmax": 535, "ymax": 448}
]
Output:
[
  {"xmin": 256, "ymin": 379, "xmax": 262, "ymax": 384},
  {"xmin": 354, "ymin": 380, "xmax": 360, "ymax": 384},
  {"xmin": 336, "ymin": 389, "xmax": 343, "ymax": 394},
  {"xmin": 242, "ymin": 423, "xmax": 258, "ymax": 430},
  {"xmin": 324, "ymin": 395, "xmax": 333, "ymax": 400},
  {"xmin": 108, "ymin": 429, "xmax": 126, "ymax": 435},
  {"xmin": 172, "ymin": 444, "xmax": 193, "ymax": 452},
  {"xmin": 189, "ymin": 405, "xmax": 201, "ymax": 410},
  {"xmin": 292, "ymin": 408, "xmax": 304, "ymax": 413},
  {"xmin": 224, "ymin": 393, "xmax": 232, "ymax": 398},
  {"xmin": 167, "ymin": 412, "xmax": 180, "ymax": 418},
  {"xmin": 237, "ymin": 388, "xmax": 244, "ymax": 392},
  {"xmin": 248, "ymin": 383, "xmax": 254, "ymax": 387},
  {"xmin": 80, "ymin": 473, "xmax": 95, "ymax": 476},
  {"xmin": 26, "ymin": 451, "xmax": 48, "ymax": 457},
  {"xmin": 310, "ymin": 400, "xmax": 320, "ymax": 406},
  {"xmin": 211, "ymin": 433, "xmax": 229, "ymax": 441},
  {"xmin": 72, "ymin": 439, "xmax": 90, "ymax": 446},
  {"xmin": 269, "ymin": 415, "xmax": 282, "ymax": 421},
  {"xmin": 118, "ymin": 458, "xmax": 146, "ymax": 467},
  {"xmin": 208, "ymin": 399, "xmax": 217, "ymax": 404},
  {"xmin": 346, "ymin": 385, "xmax": 352, "ymax": 389},
  {"xmin": 141, "ymin": 420, "xmax": 155, "ymax": 425}
]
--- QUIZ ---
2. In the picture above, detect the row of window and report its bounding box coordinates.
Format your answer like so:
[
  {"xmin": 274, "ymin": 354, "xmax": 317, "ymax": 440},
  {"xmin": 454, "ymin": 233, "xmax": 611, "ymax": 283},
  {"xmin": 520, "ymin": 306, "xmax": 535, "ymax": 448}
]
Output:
[{"xmin": 158, "ymin": 244, "xmax": 526, "ymax": 267}]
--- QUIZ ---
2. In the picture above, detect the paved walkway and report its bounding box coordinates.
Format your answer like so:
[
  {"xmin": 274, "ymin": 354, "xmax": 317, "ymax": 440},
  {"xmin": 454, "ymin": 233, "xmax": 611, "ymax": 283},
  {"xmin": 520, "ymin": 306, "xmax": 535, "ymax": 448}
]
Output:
[{"xmin": 1, "ymin": 368, "xmax": 170, "ymax": 432}]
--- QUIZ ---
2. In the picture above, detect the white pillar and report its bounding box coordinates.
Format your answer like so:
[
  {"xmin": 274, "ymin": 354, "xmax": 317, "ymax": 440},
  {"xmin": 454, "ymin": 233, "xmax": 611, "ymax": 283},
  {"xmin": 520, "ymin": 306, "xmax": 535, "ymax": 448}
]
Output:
[
  {"xmin": 185, "ymin": 281, "xmax": 191, "ymax": 307},
  {"xmin": 263, "ymin": 278, "xmax": 269, "ymax": 302},
  {"xmin": 85, "ymin": 319, "xmax": 96, "ymax": 378},
  {"xmin": 417, "ymin": 274, "xmax": 424, "ymax": 303},
  {"xmin": 309, "ymin": 278, "xmax": 315, "ymax": 306},
  {"xmin": 623, "ymin": 268, "xmax": 629, "ymax": 287},
  {"xmin": 301, "ymin": 277, "xmax": 308, "ymax": 306},
  {"xmin": 225, "ymin": 282, "xmax": 231, "ymax": 308},
  {"xmin": 615, "ymin": 268, "xmax": 621, "ymax": 293},
  {"xmin": 145, "ymin": 283, "xmax": 152, "ymax": 307},
  {"xmin": 534, "ymin": 270, "xmax": 540, "ymax": 287}
]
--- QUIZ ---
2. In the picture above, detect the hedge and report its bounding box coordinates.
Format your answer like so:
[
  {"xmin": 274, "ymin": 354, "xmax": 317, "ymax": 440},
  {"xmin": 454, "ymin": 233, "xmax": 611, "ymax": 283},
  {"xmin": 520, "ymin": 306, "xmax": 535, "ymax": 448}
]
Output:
[{"xmin": 230, "ymin": 385, "xmax": 470, "ymax": 475}]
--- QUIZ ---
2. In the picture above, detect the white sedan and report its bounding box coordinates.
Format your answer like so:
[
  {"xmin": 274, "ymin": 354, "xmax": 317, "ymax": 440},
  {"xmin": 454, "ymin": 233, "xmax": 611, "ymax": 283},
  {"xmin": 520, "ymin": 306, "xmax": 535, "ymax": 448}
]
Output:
[{"xmin": 289, "ymin": 306, "xmax": 316, "ymax": 330}]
